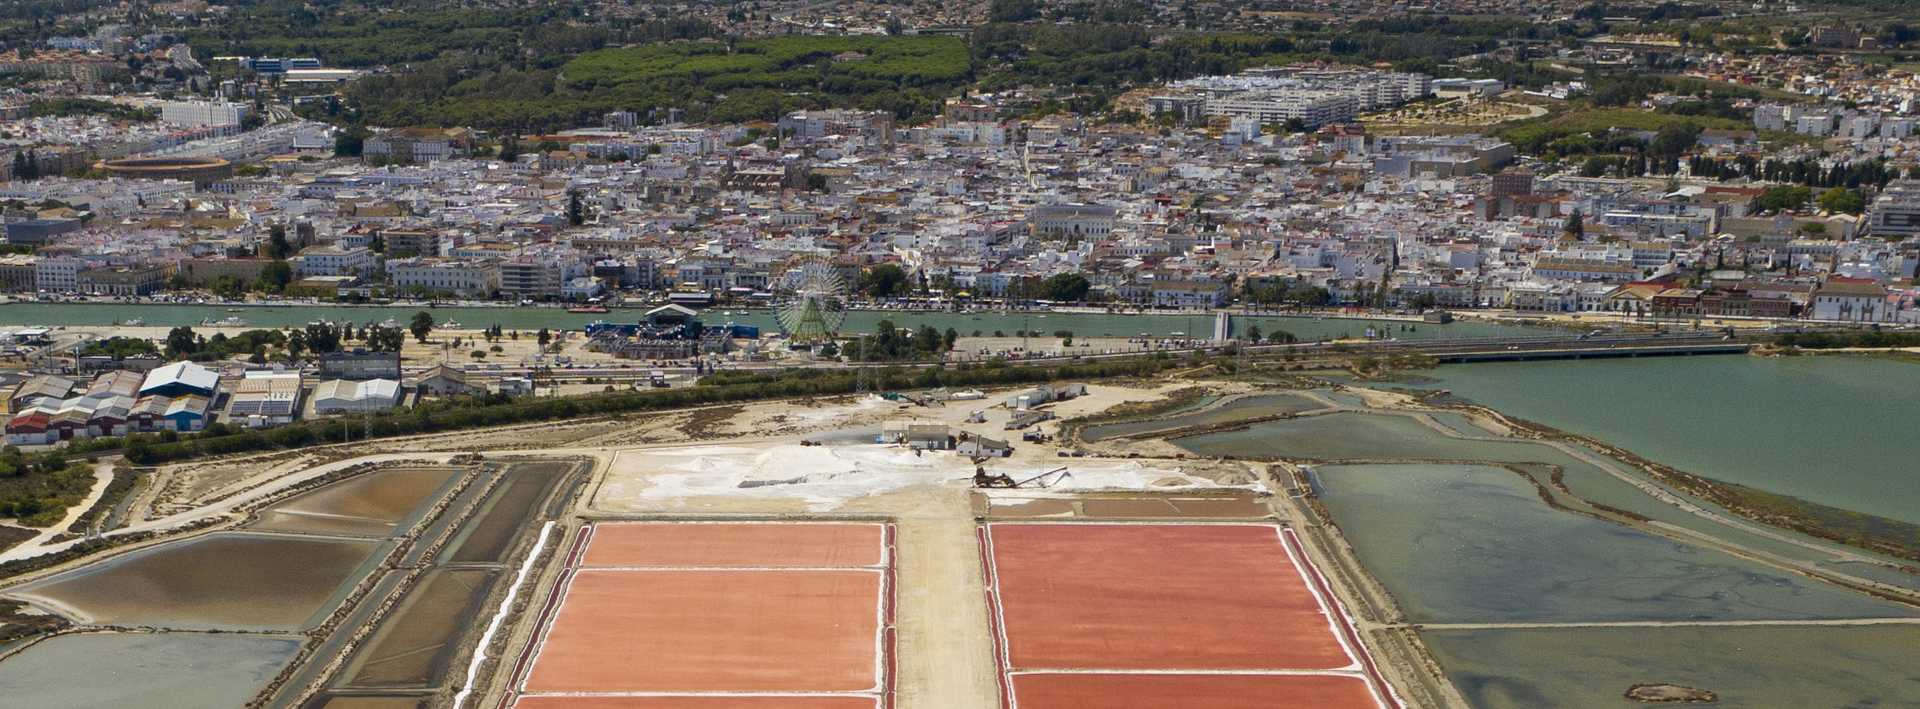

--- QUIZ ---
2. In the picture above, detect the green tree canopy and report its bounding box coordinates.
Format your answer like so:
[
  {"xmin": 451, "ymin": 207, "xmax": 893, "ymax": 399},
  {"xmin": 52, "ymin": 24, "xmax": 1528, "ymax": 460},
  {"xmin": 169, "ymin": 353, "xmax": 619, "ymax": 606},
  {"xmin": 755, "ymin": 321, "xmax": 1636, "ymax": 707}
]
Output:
[
  {"xmin": 265, "ymin": 225, "xmax": 292, "ymax": 260},
  {"xmin": 256, "ymin": 261, "xmax": 293, "ymax": 293},
  {"xmin": 410, "ymin": 311, "xmax": 436, "ymax": 343},
  {"xmin": 1041, "ymin": 272, "xmax": 1091, "ymax": 302},
  {"xmin": 1817, "ymin": 187, "xmax": 1865, "ymax": 215},
  {"xmin": 1756, "ymin": 185, "xmax": 1812, "ymax": 214},
  {"xmin": 858, "ymin": 264, "xmax": 910, "ymax": 298}
]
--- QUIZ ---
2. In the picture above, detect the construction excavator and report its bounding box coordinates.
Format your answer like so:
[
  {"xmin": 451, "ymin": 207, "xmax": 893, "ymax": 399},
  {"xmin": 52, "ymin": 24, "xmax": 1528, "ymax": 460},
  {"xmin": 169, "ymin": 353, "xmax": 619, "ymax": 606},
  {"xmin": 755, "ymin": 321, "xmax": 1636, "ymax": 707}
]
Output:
[{"xmin": 973, "ymin": 466, "xmax": 1018, "ymax": 488}]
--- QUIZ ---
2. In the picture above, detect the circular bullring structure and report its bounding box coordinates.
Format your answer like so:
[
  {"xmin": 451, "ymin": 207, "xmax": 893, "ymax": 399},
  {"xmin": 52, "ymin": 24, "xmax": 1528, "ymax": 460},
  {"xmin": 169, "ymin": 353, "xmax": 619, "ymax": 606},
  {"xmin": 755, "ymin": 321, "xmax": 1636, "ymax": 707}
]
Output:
[{"xmin": 95, "ymin": 156, "xmax": 233, "ymax": 185}]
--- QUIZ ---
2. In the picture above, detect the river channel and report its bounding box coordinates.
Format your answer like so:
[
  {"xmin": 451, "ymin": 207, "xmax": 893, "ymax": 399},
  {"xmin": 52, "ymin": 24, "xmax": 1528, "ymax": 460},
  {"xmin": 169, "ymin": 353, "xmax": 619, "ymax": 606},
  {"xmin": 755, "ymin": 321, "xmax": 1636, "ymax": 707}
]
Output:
[{"xmin": 1412, "ymin": 356, "xmax": 1920, "ymax": 525}]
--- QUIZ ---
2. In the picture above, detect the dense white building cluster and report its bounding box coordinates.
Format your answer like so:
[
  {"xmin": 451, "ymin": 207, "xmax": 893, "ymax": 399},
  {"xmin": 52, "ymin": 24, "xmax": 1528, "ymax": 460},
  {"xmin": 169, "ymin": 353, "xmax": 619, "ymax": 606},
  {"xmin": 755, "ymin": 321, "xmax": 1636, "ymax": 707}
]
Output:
[
  {"xmin": 0, "ymin": 63, "xmax": 1913, "ymax": 331},
  {"xmin": 1153, "ymin": 67, "xmax": 1433, "ymax": 128}
]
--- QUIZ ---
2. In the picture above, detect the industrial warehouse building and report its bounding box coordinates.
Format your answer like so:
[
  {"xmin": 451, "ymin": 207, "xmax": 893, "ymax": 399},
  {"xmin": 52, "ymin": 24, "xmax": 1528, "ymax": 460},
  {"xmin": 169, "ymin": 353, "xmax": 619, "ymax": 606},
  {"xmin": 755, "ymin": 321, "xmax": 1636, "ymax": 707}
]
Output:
[
  {"xmin": 7, "ymin": 362, "xmax": 222, "ymax": 444},
  {"xmin": 226, "ymin": 371, "xmax": 303, "ymax": 428},
  {"xmin": 312, "ymin": 379, "xmax": 401, "ymax": 414},
  {"xmin": 139, "ymin": 361, "xmax": 219, "ymax": 398}
]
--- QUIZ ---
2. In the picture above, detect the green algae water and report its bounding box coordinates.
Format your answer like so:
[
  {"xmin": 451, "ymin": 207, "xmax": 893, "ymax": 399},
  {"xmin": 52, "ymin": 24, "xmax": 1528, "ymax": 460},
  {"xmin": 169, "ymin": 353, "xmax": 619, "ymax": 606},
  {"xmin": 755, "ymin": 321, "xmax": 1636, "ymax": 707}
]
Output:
[
  {"xmin": 1423, "ymin": 625, "xmax": 1920, "ymax": 709},
  {"xmin": 1184, "ymin": 411, "xmax": 1843, "ymax": 558},
  {"xmin": 1416, "ymin": 356, "xmax": 1920, "ymax": 524},
  {"xmin": 0, "ymin": 632, "xmax": 299, "ymax": 708},
  {"xmin": 1305, "ymin": 463, "xmax": 1915, "ymax": 623}
]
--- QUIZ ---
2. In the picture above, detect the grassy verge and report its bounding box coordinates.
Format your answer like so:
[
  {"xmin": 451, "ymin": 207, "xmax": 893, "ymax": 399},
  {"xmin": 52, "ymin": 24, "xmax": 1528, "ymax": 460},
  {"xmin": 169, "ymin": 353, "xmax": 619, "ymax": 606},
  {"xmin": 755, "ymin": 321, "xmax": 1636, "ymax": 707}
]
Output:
[
  {"xmin": 1777, "ymin": 331, "xmax": 1920, "ymax": 349},
  {"xmin": 1498, "ymin": 106, "xmax": 1746, "ymax": 153},
  {"xmin": 564, "ymin": 36, "xmax": 971, "ymax": 90},
  {"xmin": 0, "ymin": 599, "xmax": 69, "ymax": 646},
  {"xmin": 53, "ymin": 468, "xmax": 140, "ymax": 541},
  {"xmin": 0, "ymin": 526, "xmax": 31, "ymax": 555},
  {"xmin": 1702, "ymin": 480, "xmax": 1920, "ymax": 563},
  {"xmin": 0, "ymin": 462, "xmax": 98, "ymax": 528}
]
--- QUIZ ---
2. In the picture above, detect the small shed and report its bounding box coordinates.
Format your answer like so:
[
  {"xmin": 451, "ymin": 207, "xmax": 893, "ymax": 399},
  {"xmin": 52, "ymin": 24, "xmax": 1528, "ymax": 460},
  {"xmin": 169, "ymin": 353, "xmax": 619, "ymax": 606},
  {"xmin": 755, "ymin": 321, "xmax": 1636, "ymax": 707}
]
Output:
[
  {"xmin": 903, "ymin": 424, "xmax": 953, "ymax": 450},
  {"xmin": 956, "ymin": 435, "xmax": 1013, "ymax": 458},
  {"xmin": 1005, "ymin": 387, "xmax": 1052, "ymax": 410},
  {"xmin": 414, "ymin": 365, "xmax": 476, "ymax": 397}
]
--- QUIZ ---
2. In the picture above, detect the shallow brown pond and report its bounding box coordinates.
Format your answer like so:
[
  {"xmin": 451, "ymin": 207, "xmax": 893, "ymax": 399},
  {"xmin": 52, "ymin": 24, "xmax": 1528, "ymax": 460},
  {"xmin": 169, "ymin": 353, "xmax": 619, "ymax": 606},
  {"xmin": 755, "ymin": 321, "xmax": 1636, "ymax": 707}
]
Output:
[
  {"xmin": 445, "ymin": 463, "xmax": 569, "ymax": 563},
  {"xmin": 250, "ymin": 467, "xmax": 462, "ymax": 538},
  {"xmin": 338, "ymin": 568, "xmax": 498, "ymax": 689},
  {"xmin": 6, "ymin": 532, "xmax": 384, "ymax": 630},
  {"xmin": 301, "ymin": 695, "xmax": 427, "ymax": 709}
]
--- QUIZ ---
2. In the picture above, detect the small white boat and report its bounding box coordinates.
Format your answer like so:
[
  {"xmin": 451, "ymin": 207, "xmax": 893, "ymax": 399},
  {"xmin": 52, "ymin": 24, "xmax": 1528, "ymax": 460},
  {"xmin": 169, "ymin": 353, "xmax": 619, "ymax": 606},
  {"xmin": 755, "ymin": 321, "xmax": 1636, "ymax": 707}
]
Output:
[{"xmin": 219, "ymin": 316, "xmax": 246, "ymax": 326}]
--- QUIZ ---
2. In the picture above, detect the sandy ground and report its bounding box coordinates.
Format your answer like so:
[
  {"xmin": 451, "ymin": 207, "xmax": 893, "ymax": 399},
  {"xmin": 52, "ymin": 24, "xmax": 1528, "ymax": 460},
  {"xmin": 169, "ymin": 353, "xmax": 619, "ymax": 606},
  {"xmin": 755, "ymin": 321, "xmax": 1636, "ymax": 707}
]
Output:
[
  {"xmin": 137, "ymin": 451, "xmax": 331, "ymax": 520},
  {"xmin": 568, "ymin": 382, "xmax": 1267, "ymax": 709},
  {"xmin": 0, "ymin": 450, "xmax": 465, "ymax": 565}
]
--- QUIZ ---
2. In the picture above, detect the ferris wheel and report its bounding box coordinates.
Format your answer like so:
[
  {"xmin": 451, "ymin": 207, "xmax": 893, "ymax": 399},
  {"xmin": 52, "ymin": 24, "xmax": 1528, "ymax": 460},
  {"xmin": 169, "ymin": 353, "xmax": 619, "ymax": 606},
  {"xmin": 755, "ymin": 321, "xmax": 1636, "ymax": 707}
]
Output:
[{"xmin": 776, "ymin": 257, "xmax": 848, "ymax": 343}]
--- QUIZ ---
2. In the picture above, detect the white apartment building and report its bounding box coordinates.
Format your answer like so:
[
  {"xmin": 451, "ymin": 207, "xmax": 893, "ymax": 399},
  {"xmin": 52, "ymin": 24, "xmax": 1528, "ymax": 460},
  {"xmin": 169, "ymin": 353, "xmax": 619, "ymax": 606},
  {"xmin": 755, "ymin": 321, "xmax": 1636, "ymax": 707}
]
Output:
[
  {"xmin": 1838, "ymin": 113, "xmax": 1879, "ymax": 141},
  {"xmin": 1531, "ymin": 257, "xmax": 1639, "ymax": 283},
  {"xmin": 1173, "ymin": 68, "xmax": 1431, "ymax": 123},
  {"xmin": 1031, "ymin": 204, "xmax": 1117, "ymax": 238},
  {"xmin": 777, "ymin": 110, "xmax": 894, "ymax": 144},
  {"xmin": 912, "ymin": 122, "xmax": 1007, "ymax": 146},
  {"xmin": 363, "ymin": 128, "xmax": 473, "ymax": 164},
  {"xmin": 1793, "ymin": 111, "xmax": 1837, "ymax": 136},
  {"xmin": 1810, "ymin": 280, "xmax": 1891, "ymax": 322},
  {"xmin": 385, "ymin": 258, "xmax": 494, "ymax": 297},
  {"xmin": 1629, "ymin": 241, "xmax": 1675, "ymax": 269},
  {"xmin": 160, "ymin": 100, "xmax": 250, "ymax": 128},
  {"xmin": 291, "ymin": 245, "xmax": 374, "ymax": 277},
  {"xmin": 497, "ymin": 259, "xmax": 576, "ymax": 299},
  {"xmin": 1752, "ymin": 104, "xmax": 1915, "ymax": 139},
  {"xmin": 33, "ymin": 256, "xmax": 83, "ymax": 292},
  {"xmin": 1866, "ymin": 181, "xmax": 1920, "ymax": 237},
  {"xmin": 1149, "ymin": 280, "xmax": 1230, "ymax": 308},
  {"xmin": 1205, "ymin": 90, "xmax": 1359, "ymax": 128},
  {"xmin": 1432, "ymin": 78, "xmax": 1505, "ymax": 98}
]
